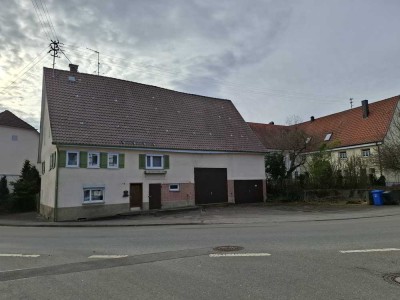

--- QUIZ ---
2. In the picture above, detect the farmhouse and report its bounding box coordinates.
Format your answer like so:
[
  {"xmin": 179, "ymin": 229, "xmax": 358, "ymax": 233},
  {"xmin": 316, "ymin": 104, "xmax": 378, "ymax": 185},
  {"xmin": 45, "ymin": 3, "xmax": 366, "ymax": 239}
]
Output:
[{"xmin": 39, "ymin": 65, "xmax": 266, "ymax": 221}]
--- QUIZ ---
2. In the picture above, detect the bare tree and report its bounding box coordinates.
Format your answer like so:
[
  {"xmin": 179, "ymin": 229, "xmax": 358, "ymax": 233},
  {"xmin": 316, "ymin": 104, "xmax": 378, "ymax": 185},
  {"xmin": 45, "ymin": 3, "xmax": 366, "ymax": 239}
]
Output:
[{"xmin": 377, "ymin": 110, "xmax": 400, "ymax": 172}]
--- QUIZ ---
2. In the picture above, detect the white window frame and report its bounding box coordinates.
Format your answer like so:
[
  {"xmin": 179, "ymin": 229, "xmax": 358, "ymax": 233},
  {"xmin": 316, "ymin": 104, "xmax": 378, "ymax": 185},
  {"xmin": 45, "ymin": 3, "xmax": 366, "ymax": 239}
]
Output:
[
  {"xmin": 339, "ymin": 151, "xmax": 347, "ymax": 159},
  {"xmin": 169, "ymin": 184, "xmax": 180, "ymax": 192},
  {"xmin": 362, "ymin": 149, "xmax": 371, "ymax": 157},
  {"xmin": 146, "ymin": 154, "xmax": 164, "ymax": 169},
  {"xmin": 88, "ymin": 152, "xmax": 100, "ymax": 168},
  {"xmin": 107, "ymin": 153, "xmax": 119, "ymax": 168},
  {"xmin": 83, "ymin": 187, "xmax": 105, "ymax": 204},
  {"xmin": 66, "ymin": 151, "xmax": 79, "ymax": 167}
]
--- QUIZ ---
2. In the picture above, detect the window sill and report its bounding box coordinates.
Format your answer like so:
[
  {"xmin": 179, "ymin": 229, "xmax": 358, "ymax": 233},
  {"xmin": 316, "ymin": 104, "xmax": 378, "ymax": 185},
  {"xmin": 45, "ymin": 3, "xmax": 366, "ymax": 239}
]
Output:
[
  {"xmin": 144, "ymin": 169, "xmax": 167, "ymax": 174},
  {"xmin": 82, "ymin": 201, "xmax": 105, "ymax": 206},
  {"xmin": 87, "ymin": 166, "xmax": 100, "ymax": 169},
  {"xmin": 66, "ymin": 165, "xmax": 79, "ymax": 168}
]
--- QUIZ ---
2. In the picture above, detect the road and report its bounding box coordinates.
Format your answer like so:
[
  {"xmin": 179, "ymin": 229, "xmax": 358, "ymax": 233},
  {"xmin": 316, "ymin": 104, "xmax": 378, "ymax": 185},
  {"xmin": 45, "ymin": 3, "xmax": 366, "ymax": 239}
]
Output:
[{"xmin": 0, "ymin": 214, "xmax": 400, "ymax": 299}]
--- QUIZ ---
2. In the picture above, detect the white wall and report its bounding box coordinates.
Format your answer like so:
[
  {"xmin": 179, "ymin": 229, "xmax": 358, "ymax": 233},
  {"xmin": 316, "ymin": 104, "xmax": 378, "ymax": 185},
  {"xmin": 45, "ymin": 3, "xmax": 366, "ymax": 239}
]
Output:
[
  {"xmin": 0, "ymin": 126, "xmax": 39, "ymax": 179},
  {"xmin": 39, "ymin": 98, "xmax": 57, "ymax": 208},
  {"xmin": 57, "ymin": 147, "xmax": 265, "ymax": 208}
]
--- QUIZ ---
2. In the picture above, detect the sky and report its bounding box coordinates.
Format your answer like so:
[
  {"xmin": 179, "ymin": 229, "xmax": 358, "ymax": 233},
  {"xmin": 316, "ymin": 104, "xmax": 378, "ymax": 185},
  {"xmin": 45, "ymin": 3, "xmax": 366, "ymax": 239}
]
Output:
[{"xmin": 1, "ymin": 0, "xmax": 400, "ymax": 130}]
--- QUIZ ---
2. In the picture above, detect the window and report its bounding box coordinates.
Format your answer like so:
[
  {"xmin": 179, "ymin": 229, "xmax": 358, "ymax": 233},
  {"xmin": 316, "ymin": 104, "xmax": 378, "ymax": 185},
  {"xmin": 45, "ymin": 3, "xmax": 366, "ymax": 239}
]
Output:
[
  {"xmin": 83, "ymin": 188, "xmax": 104, "ymax": 203},
  {"xmin": 339, "ymin": 151, "xmax": 347, "ymax": 159},
  {"xmin": 11, "ymin": 135, "xmax": 18, "ymax": 141},
  {"xmin": 88, "ymin": 152, "xmax": 100, "ymax": 168},
  {"xmin": 324, "ymin": 133, "xmax": 332, "ymax": 141},
  {"xmin": 362, "ymin": 149, "xmax": 371, "ymax": 157},
  {"xmin": 108, "ymin": 153, "xmax": 119, "ymax": 168},
  {"xmin": 49, "ymin": 152, "xmax": 56, "ymax": 170},
  {"xmin": 305, "ymin": 137, "xmax": 312, "ymax": 144},
  {"xmin": 67, "ymin": 151, "xmax": 79, "ymax": 167},
  {"xmin": 42, "ymin": 162, "xmax": 46, "ymax": 175},
  {"xmin": 146, "ymin": 154, "xmax": 163, "ymax": 169},
  {"xmin": 169, "ymin": 184, "xmax": 180, "ymax": 192}
]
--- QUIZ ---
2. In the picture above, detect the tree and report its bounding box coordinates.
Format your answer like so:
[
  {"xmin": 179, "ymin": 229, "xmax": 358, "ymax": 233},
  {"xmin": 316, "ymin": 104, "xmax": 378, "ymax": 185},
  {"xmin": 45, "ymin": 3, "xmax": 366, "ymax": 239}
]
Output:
[
  {"xmin": 268, "ymin": 122, "xmax": 315, "ymax": 178},
  {"xmin": 375, "ymin": 110, "xmax": 400, "ymax": 173},
  {"xmin": 307, "ymin": 145, "xmax": 335, "ymax": 188},
  {"xmin": 265, "ymin": 152, "xmax": 286, "ymax": 180},
  {"xmin": 0, "ymin": 176, "xmax": 9, "ymax": 203},
  {"xmin": 10, "ymin": 160, "xmax": 40, "ymax": 212}
]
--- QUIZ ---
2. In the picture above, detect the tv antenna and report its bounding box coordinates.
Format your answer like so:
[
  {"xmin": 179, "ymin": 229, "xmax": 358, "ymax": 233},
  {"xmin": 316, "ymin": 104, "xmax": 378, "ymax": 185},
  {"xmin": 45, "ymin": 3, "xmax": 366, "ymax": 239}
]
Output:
[
  {"xmin": 87, "ymin": 48, "xmax": 100, "ymax": 75},
  {"xmin": 48, "ymin": 40, "xmax": 60, "ymax": 76},
  {"xmin": 349, "ymin": 98, "xmax": 353, "ymax": 109}
]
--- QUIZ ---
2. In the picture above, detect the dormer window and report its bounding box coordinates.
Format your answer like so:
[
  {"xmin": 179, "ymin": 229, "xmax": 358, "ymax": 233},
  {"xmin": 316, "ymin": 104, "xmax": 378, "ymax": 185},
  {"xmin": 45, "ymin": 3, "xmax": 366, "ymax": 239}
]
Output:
[
  {"xmin": 305, "ymin": 137, "xmax": 312, "ymax": 144},
  {"xmin": 324, "ymin": 133, "xmax": 332, "ymax": 141}
]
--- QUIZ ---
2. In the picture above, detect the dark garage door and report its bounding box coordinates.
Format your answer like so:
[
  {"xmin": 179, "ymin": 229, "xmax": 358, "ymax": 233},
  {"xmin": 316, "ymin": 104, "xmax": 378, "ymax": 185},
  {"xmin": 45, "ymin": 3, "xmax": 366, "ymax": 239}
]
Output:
[
  {"xmin": 234, "ymin": 180, "xmax": 263, "ymax": 204},
  {"xmin": 194, "ymin": 168, "xmax": 228, "ymax": 205}
]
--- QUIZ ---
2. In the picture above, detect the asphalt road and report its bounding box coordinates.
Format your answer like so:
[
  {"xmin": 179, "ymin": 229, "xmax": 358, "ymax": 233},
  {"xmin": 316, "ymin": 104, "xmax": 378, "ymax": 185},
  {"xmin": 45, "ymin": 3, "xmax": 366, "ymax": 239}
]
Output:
[{"xmin": 0, "ymin": 214, "xmax": 400, "ymax": 299}]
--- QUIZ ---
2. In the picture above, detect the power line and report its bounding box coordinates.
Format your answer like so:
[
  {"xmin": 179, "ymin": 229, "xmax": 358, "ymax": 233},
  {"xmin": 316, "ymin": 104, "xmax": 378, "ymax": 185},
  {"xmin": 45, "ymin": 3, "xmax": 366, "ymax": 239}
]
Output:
[
  {"xmin": 0, "ymin": 51, "xmax": 49, "ymax": 94},
  {"xmin": 39, "ymin": 0, "xmax": 59, "ymax": 41},
  {"xmin": 31, "ymin": 0, "xmax": 53, "ymax": 40}
]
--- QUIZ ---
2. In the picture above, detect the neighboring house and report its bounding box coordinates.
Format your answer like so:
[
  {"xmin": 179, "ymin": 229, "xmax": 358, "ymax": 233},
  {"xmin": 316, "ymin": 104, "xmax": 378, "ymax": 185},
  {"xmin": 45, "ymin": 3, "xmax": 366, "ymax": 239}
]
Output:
[
  {"xmin": 249, "ymin": 96, "xmax": 400, "ymax": 183},
  {"xmin": 39, "ymin": 64, "xmax": 267, "ymax": 221},
  {"xmin": 0, "ymin": 110, "xmax": 39, "ymax": 187}
]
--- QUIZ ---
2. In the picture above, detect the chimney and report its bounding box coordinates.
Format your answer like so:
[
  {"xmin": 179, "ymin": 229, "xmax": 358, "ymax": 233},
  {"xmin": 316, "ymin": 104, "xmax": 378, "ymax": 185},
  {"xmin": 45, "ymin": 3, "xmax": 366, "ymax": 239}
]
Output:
[
  {"xmin": 69, "ymin": 64, "xmax": 79, "ymax": 72},
  {"xmin": 269, "ymin": 121, "xmax": 274, "ymax": 125},
  {"xmin": 362, "ymin": 100, "xmax": 369, "ymax": 118},
  {"xmin": 310, "ymin": 116, "xmax": 315, "ymax": 122}
]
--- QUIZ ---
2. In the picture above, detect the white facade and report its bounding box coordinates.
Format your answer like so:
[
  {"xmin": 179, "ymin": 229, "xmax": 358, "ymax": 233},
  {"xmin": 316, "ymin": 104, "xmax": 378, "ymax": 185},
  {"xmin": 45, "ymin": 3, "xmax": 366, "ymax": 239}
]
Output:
[{"xmin": 0, "ymin": 125, "xmax": 39, "ymax": 184}]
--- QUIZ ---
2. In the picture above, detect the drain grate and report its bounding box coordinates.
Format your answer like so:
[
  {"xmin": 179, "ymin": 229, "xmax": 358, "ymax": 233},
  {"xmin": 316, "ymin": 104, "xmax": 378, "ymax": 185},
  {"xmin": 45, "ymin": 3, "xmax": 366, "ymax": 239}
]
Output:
[
  {"xmin": 213, "ymin": 245, "xmax": 244, "ymax": 252},
  {"xmin": 383, "ymin": 274, "xmax": 400, "ymax": 286}
]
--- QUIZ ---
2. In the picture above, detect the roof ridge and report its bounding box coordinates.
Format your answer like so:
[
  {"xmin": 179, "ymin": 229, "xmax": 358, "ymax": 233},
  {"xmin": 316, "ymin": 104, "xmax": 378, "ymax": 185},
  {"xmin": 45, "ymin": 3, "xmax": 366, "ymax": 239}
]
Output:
[{"xmin": 44, "ymin": 67, "xmax": 232, "ymax": 103}]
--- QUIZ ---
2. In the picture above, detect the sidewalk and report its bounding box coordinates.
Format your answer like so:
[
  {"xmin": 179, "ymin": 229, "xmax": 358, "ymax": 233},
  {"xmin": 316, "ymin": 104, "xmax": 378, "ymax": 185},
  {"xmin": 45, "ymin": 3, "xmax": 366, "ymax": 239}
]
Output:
[{"xmin": 1, "ymin": 203, "xmax": 400, "ymax": 227}]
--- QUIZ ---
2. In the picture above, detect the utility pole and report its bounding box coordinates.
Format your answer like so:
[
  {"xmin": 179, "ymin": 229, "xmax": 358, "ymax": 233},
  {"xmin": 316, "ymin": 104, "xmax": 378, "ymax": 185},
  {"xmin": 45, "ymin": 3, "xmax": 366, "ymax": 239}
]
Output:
[
  {"xmin": 49, "ymin": 40, "xmax": 60, "ymax": 76},
  {"xmin": 349, "ymin": 98, "xmax": 353, "ymax": 109},
  {"xmin": 87, "ymin": 48, "xmax": 100, "ymax": 75}
]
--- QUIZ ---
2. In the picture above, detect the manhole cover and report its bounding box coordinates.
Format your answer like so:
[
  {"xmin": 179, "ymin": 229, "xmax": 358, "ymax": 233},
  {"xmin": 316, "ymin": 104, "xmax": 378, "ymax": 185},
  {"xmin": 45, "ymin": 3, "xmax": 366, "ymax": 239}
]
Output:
[
  {"xmin": 383, "ymin": 274, "xmax": 400, "ymax": 286},
  {"xmin": 213, "ymin": 245, "xmax": 244, "ymax": 252}
]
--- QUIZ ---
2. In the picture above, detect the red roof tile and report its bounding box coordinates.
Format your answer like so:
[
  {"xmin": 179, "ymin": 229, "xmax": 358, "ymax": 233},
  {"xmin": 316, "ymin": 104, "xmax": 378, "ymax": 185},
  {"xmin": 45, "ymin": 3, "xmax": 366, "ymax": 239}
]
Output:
[
  {"xmin": 249, "ymin": 96, "xmax": 399, "ymax": 151},
  {"xmin": 43, "ymin": 67, "xmax": 266, "ymax": 153}
]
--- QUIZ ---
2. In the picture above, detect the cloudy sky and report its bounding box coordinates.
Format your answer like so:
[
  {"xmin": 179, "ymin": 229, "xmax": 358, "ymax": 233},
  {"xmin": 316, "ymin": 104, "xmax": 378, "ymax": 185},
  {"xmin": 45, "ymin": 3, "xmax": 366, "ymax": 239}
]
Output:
[{"xmin": 1, "ymin": 0, "xmax": 400, "ymax": 129}]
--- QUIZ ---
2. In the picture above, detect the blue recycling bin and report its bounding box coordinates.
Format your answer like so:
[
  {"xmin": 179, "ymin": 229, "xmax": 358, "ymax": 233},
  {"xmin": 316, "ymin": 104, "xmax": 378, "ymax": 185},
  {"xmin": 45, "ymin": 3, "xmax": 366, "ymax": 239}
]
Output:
[{"xmin": 371, "ymin": 190, "xmax": 384, "ymax": 206}]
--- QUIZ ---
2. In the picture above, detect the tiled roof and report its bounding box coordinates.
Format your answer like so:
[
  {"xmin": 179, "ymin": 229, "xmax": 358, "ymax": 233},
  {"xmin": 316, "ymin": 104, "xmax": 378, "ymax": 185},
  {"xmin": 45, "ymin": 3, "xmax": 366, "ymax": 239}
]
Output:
[
  {"xmin": 247, "ymin": 123, "xmax": 290, "ymax": 150},
  {"xmin": 43, "ymin": 67, "xmax": 266, "ymax": 153},
  {"xmin": 249, "ymin": 96, "xmax": 399, "ymax": 151},
  {"xmin": 0, "ymin": 110, "xmax": 37, "ymax": 131}
]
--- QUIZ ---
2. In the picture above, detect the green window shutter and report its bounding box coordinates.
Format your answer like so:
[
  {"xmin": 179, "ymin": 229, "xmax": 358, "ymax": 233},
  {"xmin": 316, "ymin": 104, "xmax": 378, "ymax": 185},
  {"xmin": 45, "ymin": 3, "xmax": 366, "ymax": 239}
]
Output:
[
  {"xmin": 139, "ymin": 154, "xmax": 146, "ymax": 169},
  {"xmin": 119, "ymin": 153, "xmax": 125, "ymax": 168},
  {"xmin": 80, "ymin": 152, "xmax": 88, "ymax": 168},
  {"xmin": 100, "ymin": 153, "xmax": 108, "ymax": 168},
  {"xmin": 58, "ymin": 150, "xmax": 66, "ymax": 168},
  {"xmin": 164, "ymin": 155, "xmax": 170, "ymax": 169}
]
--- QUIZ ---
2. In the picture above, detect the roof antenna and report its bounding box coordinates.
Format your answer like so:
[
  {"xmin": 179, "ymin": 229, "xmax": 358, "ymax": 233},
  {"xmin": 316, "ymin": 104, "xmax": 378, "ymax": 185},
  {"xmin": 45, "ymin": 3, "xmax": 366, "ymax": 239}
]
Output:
[
  {"xmin": 87, "ymin": 48, "xmax": 100, "ymax": 75},
  {"xmin": 349, "ymin": 98, "xmax": 353, "ymax": 109},
  {"xmin": 48, "ymin": 40, "xmax": 60, "ymax": 77}
]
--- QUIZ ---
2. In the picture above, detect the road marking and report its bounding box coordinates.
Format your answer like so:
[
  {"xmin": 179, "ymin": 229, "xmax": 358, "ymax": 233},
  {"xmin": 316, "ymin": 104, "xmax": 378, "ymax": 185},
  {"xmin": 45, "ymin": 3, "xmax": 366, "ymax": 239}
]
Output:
[
  {"xmin": 209, "ymin": 253, "xmax": 271, "ymax": 257},
  {"xmin": 0, "ymin": 254, "xmax": 40, "ymax": 258},
  {"xmin": 340, "ymin": 248, "xmax": 400, "ymax": 254},
  {"xmin": 88, "ymin": 255, "xmax": 128, "ymax": 259}
]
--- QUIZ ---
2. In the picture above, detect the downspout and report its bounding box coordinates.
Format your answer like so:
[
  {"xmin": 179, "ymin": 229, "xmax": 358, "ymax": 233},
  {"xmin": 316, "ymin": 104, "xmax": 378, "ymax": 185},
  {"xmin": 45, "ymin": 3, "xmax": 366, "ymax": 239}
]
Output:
[{"xmin": 54, "ymin": 146, "xmax": 60, "ymax": 221}]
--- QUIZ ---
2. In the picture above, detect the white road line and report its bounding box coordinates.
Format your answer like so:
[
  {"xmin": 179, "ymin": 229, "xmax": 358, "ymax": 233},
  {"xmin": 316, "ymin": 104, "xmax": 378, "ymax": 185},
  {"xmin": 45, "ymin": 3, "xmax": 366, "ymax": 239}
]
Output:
[
  {"xmin": 209, "ymin": 253, "xmax": 271, "ymax": 257},
  {"xmin": 88, "ymin": 255, "xmax": 128, "ymax": 259},
  {"xmin": 0, "ymin": 254, "xmax": 40, "ymax": 258},
  {"xmin": 340, "ymin": 248, "xmax": 400, "ymax": 254}
]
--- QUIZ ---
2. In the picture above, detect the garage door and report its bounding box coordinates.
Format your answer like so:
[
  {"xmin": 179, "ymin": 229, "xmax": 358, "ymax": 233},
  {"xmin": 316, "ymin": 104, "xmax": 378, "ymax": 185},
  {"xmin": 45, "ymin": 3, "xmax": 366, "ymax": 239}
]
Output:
[
  {"xmin": 194, "ymin": 168, "xmax": 228, "ymax": 205},
  {"xmin": 234, "ymin": 180, "xmax": 263, "ymax": 204}
]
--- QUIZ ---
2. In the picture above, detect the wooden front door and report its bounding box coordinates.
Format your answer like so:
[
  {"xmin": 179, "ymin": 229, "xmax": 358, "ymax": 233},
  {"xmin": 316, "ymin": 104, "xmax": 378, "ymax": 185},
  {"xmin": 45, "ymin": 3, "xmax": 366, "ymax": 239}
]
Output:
[
  {"xmin": 130, "ymin": 183, "xmax": 143, "ymax": 208},
  {"xmin": 194, "ymin": 168, "xmax": 228, "ymax": 205},
  {"xmin": 149, "ymin": 184, "xmax": 161, "ymax": 210}
]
